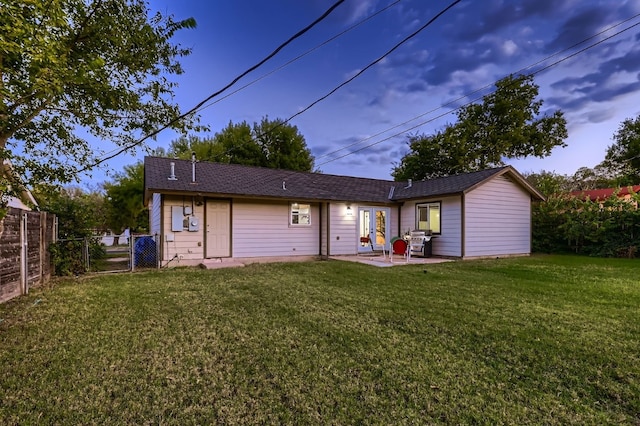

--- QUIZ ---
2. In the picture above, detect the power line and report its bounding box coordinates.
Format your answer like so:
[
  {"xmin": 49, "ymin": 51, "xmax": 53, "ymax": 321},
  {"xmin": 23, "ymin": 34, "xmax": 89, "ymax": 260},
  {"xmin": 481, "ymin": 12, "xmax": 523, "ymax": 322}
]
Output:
[
  {"xmin": 283, "ymin": 0, "xmax": 463, "ymax": 125},
  {"xmin": 195, "ymin": 0, "xmax": 402, "ymax": 114},
  {"xmin": 79, "ymin": 0, "xmax": 346, "ymax": 172},
  {"xmin": 315, "ymin": 15, "xmax": 640, "ymax": 168},
  {"xmin": 93, "ymin": 1, "xmax": 402, "ymax": 164}
]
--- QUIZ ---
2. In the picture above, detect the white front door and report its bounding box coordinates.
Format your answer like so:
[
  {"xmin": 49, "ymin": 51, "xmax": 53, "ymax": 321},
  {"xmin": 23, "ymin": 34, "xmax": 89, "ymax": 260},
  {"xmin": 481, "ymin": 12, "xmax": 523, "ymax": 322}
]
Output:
[
  {"xmin": 358, "ymin": 207, "xmax": 389, "ymax": 253},
  {"xmin": 206, "ymin": 200, "xmax": 231, "ymax": 258}
]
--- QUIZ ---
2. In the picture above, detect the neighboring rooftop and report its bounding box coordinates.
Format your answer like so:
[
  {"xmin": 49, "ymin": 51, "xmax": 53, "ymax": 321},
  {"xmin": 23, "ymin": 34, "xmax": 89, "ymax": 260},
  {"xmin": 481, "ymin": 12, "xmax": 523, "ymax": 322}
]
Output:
[{"xmin": 570, "ymin": 185, "xmax": 640, "ymax": 202}]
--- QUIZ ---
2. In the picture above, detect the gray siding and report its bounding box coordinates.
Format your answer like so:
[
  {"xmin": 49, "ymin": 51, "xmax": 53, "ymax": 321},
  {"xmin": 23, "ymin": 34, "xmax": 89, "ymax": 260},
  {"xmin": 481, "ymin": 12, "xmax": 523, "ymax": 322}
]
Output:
[
  {"xmin": 464, "ymin": 175, "xmax": 531, "ymax": 257},
  {"xmin": 400, "ymin": 196, "xmax": 461, "ymax": 257},
  {"xmin": 150, "ymin": 193, "xmax": 161, "ymax": 235},
  {"xmin": 161, "ymin": 196, "xmax": 206, "ymax": 261},
  {"xmin": 329, "ymin": 202, "xmax": 358, "ymax": 255},
  {"xmin": 232, "ymin": 200, "xmax": 320, "ymax": 258}
]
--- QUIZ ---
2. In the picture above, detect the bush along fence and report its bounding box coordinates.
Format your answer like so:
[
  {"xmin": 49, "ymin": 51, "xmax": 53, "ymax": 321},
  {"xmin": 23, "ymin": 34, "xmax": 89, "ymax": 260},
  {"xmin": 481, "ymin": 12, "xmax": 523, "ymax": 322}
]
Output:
[
  {"xmin": 51, "ymin": 234, "xmax": 160, "ymax": 275},
  {"xmin": 0, "ymin": 208, "xmax": 56, "ymax": 304},
  {"xmin": 533, "ymin": 192, "xmax": 640, "ymax": 258}
]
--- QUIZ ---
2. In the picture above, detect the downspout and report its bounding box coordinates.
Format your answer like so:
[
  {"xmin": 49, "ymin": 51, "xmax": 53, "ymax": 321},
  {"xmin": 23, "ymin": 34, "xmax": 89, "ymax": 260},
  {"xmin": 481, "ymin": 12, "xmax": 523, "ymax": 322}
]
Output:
[
  {"xmin": 530, "ymin": 196, "xmax": 534, "ymax": 255},
  {"xmin": 397, "ymin": 203, "xmax": 403, "ymax": 238},
  {"xmin": 327, "ymin": 203, "xmax": 332, "ymax": 257},
  {"xmin": 461, "ymin": 193, "xmax": 466, "ymax": 258},
  {"xmin": 318, "ymin": 202, "xmax": 323, "ymax": 258}
]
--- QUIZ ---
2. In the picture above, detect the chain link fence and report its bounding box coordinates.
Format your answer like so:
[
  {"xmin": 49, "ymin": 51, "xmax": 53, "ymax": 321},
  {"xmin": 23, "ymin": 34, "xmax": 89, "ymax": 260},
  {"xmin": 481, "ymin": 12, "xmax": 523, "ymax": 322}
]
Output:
[{"xmin": 51, "ymin": 234, "xmax": 159, "ymax": 275}]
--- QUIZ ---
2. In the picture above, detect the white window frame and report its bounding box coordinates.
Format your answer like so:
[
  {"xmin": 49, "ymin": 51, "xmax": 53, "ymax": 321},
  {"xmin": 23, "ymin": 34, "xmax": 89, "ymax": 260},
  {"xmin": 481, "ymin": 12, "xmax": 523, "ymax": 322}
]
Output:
[
  {"xmin": 416, "ymin": 202, "xmax": 441, "ymax": 235},
  {"xmin": 290, "ymin": 202, "xmax": 311, "ymax": 226}
]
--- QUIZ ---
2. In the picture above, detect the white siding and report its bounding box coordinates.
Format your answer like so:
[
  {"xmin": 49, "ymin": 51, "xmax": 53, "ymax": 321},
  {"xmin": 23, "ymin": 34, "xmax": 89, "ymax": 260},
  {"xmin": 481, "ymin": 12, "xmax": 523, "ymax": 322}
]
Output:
[
  {"xmin": 161, "ymin": 196, "xmax": 206, "ymax": 261},
  {"xmin": 320, "ymin": 203, "xmax": 328, "ymax": 256},
  {"xmin": 232, "ymin": 200, "xmax": 320, "ymax": 258},
  {"xmin": 464, "ymin": 175, "xmax": 531, "ymax": 257},
  {"xmin": 400, "ymin": 196, "xmax": 462, "ymax": 257},
  {"xmin": 329, "ymin": 203, "xmax": 358, "ymax": 255},
  {"xmin": 325, "ymin": 203, "xmax": 399, "ymax": 255},
  {"xmin": 150, "ymin": 193, "xmax": 161, "ymax": 235}
]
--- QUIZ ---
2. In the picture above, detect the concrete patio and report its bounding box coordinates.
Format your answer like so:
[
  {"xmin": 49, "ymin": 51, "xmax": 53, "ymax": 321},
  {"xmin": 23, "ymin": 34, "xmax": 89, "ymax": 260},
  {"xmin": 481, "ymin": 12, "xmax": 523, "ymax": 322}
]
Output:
[{"xmin": 329, "ymin": 254, "xmax": 454, "ymax": 267}]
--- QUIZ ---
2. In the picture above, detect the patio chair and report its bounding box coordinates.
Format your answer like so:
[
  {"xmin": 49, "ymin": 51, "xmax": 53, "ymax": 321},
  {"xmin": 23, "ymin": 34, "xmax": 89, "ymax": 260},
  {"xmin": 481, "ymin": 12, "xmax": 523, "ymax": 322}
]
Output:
[
  {"xmin": 360, "ymin": 234, "xmax": 386, "ymax": 259},
  {"xmin": 390, "ymin": 238, "xmax": 409, "ymax": 263}
]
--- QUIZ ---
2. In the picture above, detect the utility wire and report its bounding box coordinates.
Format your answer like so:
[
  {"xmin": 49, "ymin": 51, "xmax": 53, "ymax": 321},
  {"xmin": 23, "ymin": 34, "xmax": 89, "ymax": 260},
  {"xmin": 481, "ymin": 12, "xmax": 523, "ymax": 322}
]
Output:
[
  {"xmin": 93, "ymin": 0, "xmax": 401, "ymax": 163},
  {"xmin": 202, "ymin": 0, "xmax": 463, "ymax": 164},
  {"xmin": 316, "ymin": 19, "xmax": 640, "ymax": 169},
  {"xmin": 284, "ymin": 0, "xmax": 463, "ymax": 125},
  {"xmin": 79, "ymin": 0, "xmax": 346, "ymax": 172},
  {"xmin": 315, "ymin": 11, "xmax": 640, "ymax": 162},
  {"xmin": 196, "ymin": 0, "xmax": 402, "ymax": 114}
]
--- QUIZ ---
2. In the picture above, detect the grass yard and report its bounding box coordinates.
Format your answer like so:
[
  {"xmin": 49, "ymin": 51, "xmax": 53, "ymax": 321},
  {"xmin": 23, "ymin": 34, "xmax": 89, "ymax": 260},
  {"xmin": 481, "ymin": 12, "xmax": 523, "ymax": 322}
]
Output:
[{"xmin": 0, "ymin": 255, "xmax": 638, "ymax": 424}]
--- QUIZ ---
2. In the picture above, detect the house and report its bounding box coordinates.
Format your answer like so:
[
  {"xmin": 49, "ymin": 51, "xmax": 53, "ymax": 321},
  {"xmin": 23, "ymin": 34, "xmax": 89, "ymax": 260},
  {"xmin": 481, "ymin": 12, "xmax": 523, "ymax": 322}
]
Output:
[
  {"xmin": 143, "ymin": 156, "xmax": 544, "ymax": 265},
  {"xmin": 570, "ymin": 186, "xmax": 640, "ymax": 203}
]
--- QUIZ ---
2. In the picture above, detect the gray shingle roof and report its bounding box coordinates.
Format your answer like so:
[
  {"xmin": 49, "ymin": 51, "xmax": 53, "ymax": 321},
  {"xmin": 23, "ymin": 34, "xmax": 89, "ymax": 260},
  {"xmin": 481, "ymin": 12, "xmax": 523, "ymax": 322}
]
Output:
[
  {"xmin": 144, "ymin": 157, "xmax": 542, "ymax": 203},
  {"xmin": 144, "ymin": 157, "xmax": 397, "ymax": 203},
  {"xmin": 391, "ymin": 167, "xmax": 511, "ymax": 200}
]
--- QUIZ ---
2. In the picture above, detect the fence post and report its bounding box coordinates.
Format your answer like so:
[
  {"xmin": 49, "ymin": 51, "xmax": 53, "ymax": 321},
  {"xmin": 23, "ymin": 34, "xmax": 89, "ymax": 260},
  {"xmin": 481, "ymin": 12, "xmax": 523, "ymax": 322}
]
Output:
[
  {"xmin": 130, "ymin": 235, "xmax": 135, "ymax": 272},
  {"xmin": 20, "ymin": 212, "xmax": 28, "ymax": 295},
  {"xmin": 155, "ymin": 233, "xmax": 160, "ymax": 269},
  {"xmin": 83, "ymin": 237, "xmax": 89, "ymax": 272}
]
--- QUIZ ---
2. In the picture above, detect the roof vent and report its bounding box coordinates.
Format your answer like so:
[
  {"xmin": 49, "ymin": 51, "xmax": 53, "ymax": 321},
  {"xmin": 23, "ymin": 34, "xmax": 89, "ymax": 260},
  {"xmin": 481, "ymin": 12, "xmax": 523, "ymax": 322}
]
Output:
[
  {"xmin": 168, "ymin": 162, "xmax": 177, "ymax": 181},
  {"xmin": 388, "ymin": 186, "xmax": 395, "ymax": 199},
  {"xmin": 191, "ymin": 152, "xmax": 196, "ymax": 183},
  {"xmin": 405, "ymin": 178, "xmax": 412, "ymax": 189},
  {"xmin": 282, "ymin": 181, "xmax": 287, "ymax": 190}
]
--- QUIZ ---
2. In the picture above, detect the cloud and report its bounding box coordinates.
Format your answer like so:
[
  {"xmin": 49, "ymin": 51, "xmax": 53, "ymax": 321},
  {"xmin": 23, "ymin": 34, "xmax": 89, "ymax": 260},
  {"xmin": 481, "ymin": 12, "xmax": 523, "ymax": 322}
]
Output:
[
  {"xmin": 550, "ymin": 45, "xmax": 640, "ymax": 112},
  {"xmin": 336, "ymin": 0, "xmax": 381, "ymax": 24},
  {"xmin": 584, "ymin": 108, "xmax": 617, "ymax": 124},
  {"xmin": 452, "ymin": 0, "xmax": 568, "ymax": 42},
  {"xmin": 544, "ymin": 6, "xmax": 614, "ymax": 52}
]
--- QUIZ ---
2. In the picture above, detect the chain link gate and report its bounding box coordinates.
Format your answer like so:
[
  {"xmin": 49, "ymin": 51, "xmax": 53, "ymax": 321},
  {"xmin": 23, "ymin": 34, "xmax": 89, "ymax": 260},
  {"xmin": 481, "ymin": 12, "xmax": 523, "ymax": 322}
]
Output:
[{"xmin": 53, "ymin": 234, "xmax": 159, "ymax": 275}]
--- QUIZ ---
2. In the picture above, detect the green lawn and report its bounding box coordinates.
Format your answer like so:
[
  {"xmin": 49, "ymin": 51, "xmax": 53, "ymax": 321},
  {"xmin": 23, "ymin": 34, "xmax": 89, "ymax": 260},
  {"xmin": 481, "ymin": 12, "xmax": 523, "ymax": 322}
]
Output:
[{"xmin": 1, "ymin": 255, "xmax": 638, "ymax": 424}]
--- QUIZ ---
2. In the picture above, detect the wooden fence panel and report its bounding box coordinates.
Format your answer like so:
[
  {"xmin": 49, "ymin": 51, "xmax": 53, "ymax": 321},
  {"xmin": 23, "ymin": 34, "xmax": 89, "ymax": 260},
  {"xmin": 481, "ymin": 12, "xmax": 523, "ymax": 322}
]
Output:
[
  {"xmin": 0, "ymin": 208, "xmax": 22, "ymax": 303},
  {"xmin": 0, "ymin": 208, "xmax": 55, "ymax": 304}
]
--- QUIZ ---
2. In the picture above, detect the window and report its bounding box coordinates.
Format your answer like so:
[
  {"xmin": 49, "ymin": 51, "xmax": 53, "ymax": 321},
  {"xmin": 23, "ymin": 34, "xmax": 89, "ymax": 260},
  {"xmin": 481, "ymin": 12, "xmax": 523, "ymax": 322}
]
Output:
[
  {"xmin": 290, "ymin": 202, "xmax": 311, "ymax": 225},
  {"xmin": 416, "ymin": 202, "xmax": 440, "ymax": 234}
]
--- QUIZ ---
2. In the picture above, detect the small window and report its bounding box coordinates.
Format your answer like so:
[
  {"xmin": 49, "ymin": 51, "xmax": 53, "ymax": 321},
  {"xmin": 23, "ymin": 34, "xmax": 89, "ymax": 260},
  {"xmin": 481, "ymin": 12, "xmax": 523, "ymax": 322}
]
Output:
[
  {"xmin": 291, "ymin": 202, "xmax": 311, "ymax": 225},
  {"xmin": 416, "ymin": 202, "xmax": 440, "ymax": 234}
]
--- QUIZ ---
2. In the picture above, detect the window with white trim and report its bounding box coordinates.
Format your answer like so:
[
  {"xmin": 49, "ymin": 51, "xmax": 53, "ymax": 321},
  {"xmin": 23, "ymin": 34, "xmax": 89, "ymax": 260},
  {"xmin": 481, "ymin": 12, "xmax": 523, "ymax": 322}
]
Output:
[
  {"xmin": 416, "ymin": 202, "xmax": 440, "ymax": 234},
  {"xmin": 290, "ymin": 202, "xmax": 311, "ymax": 225}
]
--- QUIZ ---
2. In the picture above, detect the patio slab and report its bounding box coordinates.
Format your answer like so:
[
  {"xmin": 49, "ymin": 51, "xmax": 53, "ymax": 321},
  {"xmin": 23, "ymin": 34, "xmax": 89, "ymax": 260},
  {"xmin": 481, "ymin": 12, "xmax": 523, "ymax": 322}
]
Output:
[{"xmin": 329, "ymin": 255, "xmax": 454, "ymax": 267}]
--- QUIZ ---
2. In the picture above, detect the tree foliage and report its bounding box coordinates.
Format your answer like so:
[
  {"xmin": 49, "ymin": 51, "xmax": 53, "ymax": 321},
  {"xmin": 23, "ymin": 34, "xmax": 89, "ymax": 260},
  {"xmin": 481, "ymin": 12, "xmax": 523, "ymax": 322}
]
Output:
[
  {"xmin": 32, "ymin": 184, "xmax": 106, "ymax": 238},
  {"xmin": 601, "ymin": 115, "xmax": 640, "ymax": 185},
  {"xmin": 169, "ymin": 117, "xmax": 316, "ymax": 172},
  {"xmin": 533, "ymin": 192, "xmax": 640, "ymax": 258},
  {"xmin": 0, "ymin": 0, "xmax": 198, "ymax": 196},
  {"xmin": 393, "ymin": 74, "xmax": 568, "ymax": 181},
  {"xmin": 103, "ymin": 162, "xmax": 148, "ymax": 233},
  {"xmin": 523, "ymin": 171, "xmax": 572, "ymax": 197}
]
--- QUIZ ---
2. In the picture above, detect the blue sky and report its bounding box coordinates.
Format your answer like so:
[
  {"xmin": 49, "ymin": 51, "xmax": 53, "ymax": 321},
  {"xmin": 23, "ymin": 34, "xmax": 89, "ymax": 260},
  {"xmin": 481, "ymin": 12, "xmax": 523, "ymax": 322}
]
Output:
[{"xmin": 93, "ymin": 0, "xmax": 640, "ymax": 183}]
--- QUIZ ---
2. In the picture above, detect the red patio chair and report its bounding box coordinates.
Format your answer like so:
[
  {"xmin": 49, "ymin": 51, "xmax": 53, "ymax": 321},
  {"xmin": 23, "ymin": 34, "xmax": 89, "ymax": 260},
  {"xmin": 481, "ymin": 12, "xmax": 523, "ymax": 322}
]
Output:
[{"xmin": 390, "ymin": 238, "xmax": 408, "ymax": 263}]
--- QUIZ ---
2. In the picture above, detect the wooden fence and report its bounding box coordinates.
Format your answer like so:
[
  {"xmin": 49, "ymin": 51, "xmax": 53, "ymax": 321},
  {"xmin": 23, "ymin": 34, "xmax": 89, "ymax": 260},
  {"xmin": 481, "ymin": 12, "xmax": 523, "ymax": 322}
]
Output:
[{"xmin": 0, "ymin": 208, "xmax": 56, "ymax": 304}]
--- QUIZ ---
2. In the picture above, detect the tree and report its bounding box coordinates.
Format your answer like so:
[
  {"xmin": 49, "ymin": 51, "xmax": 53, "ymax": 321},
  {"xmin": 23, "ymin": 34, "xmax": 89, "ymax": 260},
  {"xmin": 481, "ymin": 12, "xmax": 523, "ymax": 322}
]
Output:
[
  {"xmin": 103, "ymin": 162, "xmax": 148, "ymax": 234},
  {"xmin": 393, "ymin": 74, "xmax": 568, "ymax": 181},
  {"xmin": 523, "ymin": 170, "xmax": 572, "ymax": 197},
  {"xmin": 0, "ymin": 0, "xmax": 198, "ymax": 200},
  {"xmin": 569, "ymin": 165, "xmax": 617, "ymax": 191},
  {"xmin": 32, "ymin": 184, "xmax": 106, "ymax": 238},
  {"xmin": 169, "ymin": 117, "xmax": 316, "ymax": 172},
  {"xmin": 601, "ymin": 115, "xmax": 640, "ymax": 185}
]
